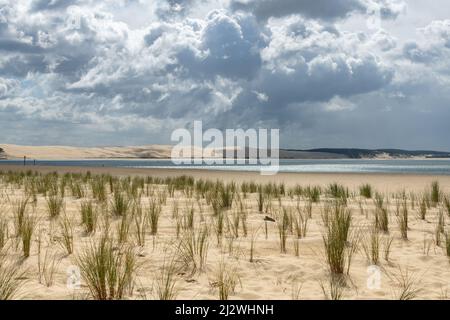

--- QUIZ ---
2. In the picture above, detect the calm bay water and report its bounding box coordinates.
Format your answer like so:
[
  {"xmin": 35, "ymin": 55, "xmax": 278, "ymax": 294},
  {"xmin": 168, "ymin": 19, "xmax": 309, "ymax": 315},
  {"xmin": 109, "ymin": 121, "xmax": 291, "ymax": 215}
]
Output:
[{"xmin": 2, "ymin": 159, "xmax": 450, "ymax": 175}]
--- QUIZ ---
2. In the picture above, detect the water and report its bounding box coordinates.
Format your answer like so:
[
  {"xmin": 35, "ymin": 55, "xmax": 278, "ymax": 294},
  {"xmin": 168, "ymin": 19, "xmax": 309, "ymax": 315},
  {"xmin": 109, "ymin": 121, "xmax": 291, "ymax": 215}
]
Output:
[{"xmin": 2, "ymin": 159, "xmax": 450, "ymax": 175}]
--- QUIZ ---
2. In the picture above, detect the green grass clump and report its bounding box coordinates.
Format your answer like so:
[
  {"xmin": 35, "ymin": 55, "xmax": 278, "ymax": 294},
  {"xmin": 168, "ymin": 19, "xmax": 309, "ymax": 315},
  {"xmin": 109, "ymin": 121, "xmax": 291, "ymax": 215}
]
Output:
[
  {"xmin": 148, "ymin": 199, "xmax": 162, "ymax": 235},
  {"xmin": 46, "ymin": 194, "xmax": 64, "ymax": 219},
  {"xmin": 396, "ymin": 198, "xmax": 409, "ymax": 240},
  {"xmin": 80, "ymin": 201, "xmax": 97, "ymax": 234},
  {"xmin": 322, "ymin": 202, "xmax": 352, "ymax": 275},
  {"xmin": 19, "ymin": 213, "xmax": 37, "ymax": 258},
  {"xmin": 0, "ymin": 251, "xmax": 26, "ymax": 300},
  {"xmin": 155, "ymin": 258, "xmax": 179, "ymax": 300},
  {"xmin": 305, "ymin": 186, "xmax": 321, "ymax": 203},
  {"xmin": 443, "ymin": 196, "xmax": 450, "ymax": 217},
  {"xmin": 277, "ymin": 208, "xmax": 290, "ymax": 254},
  {"xmin": 177, "ymin": 227, "xmax": 209, "ymax": 275},
  {"xmin": 0, "ymin": 217, "xmax": 8, "ymax": 250},
  {"xmin": 110, "ymin": 192, "xmax": 130, "ymax": 217},
  {"xmin": 58, "ymin": 215, "xmax": 74, "ymax": 255},
  {"xmin": 431, "ymin": 181, "xmax": 441, "ymax": 206},
  {"xmin": 76, "ymin": 235, "xmax": 137, "ymax": 300},
  {"xmin": 213, "ymin": 262, "xmax": 240, "ymax": 300},
  {"xmin": 361, "ymin": 227, "xmax": 380, "ymax": 265},
  {"xmin": 359, "ymin": 184, "xmax": 373, "ymax": 199},
  {"xmin": 12, "ymin": 198, "xmax": 29, "ymax": 236},
  {"xmin": 327, "ymin": 183, "xmax": 349, "ymax": 203},
  {"xmin": 374, "ymin": 193, "xmax": 389, "ymax": 233}
]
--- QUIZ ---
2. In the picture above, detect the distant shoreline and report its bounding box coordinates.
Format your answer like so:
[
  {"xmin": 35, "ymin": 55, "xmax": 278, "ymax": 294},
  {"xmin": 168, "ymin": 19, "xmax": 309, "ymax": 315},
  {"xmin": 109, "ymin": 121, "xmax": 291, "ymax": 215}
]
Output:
[{"xmin": 1, "ymin": 144, "xmax": 450, "ymax": 161}]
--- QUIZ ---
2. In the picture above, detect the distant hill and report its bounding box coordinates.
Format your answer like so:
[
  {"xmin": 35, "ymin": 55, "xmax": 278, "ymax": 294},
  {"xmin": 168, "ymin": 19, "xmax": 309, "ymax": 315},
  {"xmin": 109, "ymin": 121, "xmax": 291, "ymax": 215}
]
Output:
[
  {"xmin": 296, "ymin": 148, "xmax": 450, "ymax": 159},
  {"xmin": 0, "ymin": 144, "xmax": 449, "ymax": 160}
]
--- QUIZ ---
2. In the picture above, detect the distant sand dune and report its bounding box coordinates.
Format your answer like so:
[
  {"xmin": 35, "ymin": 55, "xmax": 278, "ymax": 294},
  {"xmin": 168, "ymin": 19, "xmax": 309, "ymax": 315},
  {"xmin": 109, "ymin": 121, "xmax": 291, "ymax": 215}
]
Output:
[
  {"xmin": 0, "ymin": 144, "xmax": 347, "ymax": 160},
  {"xmin": 0, "ymin": 144, "xmax": 174, "ymax": 160}
]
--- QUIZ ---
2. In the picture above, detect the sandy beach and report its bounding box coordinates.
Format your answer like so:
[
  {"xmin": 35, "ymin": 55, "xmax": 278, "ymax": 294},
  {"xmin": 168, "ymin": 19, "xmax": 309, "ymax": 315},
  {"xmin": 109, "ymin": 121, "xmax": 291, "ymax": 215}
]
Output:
[
  {"xmin": 0, "ymin": 164, "xmax": 449, "ymax": 300},
  {"xmin": 1, "ymin": 164, "xmax": 450, "ymax": 193}
]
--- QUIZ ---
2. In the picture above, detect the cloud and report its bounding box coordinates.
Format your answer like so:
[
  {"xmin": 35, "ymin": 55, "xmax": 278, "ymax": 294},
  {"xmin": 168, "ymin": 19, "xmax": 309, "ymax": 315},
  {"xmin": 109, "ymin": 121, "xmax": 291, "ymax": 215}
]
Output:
[
  {"xmin": 230, "ymin": 0, "xmax": 366, "ymax": 21},
  {"xmin": 30, "ymin": 0, "xmax": 81, "ymax": 12},
  {"xmin": 403, "ymin": 20, "xmax": 450, "ymax": 64},
  {"xmin": 230, "ymin": 0, "xmax": 406, "ymax": 21},
  {"xmin": 0, "ymin": 0, "xmax": 449, "ymax": 150}
]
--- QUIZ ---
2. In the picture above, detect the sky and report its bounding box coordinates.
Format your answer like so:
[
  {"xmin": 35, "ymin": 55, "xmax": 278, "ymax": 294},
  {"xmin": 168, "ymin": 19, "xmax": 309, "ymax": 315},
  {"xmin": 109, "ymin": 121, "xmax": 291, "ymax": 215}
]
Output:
[{"xmin": 1, "ymin": 0, "xmax": 450, "ymax": 150}]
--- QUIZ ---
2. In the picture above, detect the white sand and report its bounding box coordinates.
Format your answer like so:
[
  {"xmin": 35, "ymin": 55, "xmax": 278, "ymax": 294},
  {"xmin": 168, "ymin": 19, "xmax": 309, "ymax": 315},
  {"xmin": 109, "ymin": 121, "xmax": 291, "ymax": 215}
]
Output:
[{"xmin": 1, "ymin": 166, "xmax": 450, "ymax": 300}]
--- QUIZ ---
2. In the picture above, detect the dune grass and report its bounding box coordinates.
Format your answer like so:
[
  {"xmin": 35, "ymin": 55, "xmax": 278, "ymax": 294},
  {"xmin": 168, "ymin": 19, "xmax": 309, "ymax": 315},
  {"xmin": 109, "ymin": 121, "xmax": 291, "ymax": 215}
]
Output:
[
  {"xmin": 110, "ymin": 191, "xmax": 130, "ymax": 217},
  {"xmin": 359, "ymin": 184, "xmax": 373, "ymax": 199},
  {"xmin": 80, "ymin": 201, "xmax": 97, "ymax": 235},
  {"xmin": 212, "ymin": 261, "xmax": 240, "ymax": 300},
  {"xmin": 58, "ymin": 215, "xmax": 74, "ymax": 255},
  {"xmin": 0, "ymin": 217, "xmax": 8, "ymax": 250},
  {"xmin": 37, "ymin": 235, "xmax": 60, "ymax": 287},
  {"xmin": 322, "ymin": 202, "xmax": 352, "ymax": 275},
  {"xmin": 155, "ymin": 257, "xmax": 179, "ymax": 300},
  {"xmin": 177, "ymin": 226, "xmax": 209, "ymax": 275},
  {"xmin": 431, "ymin": 181, "xmax": 441, "ymax": 206},
  {"xmin": 396, "ymin": 197, "xmax": 409, "ymax": 240},
  {"xmin": 361, "ymin": 227, "xmax": 380, "ymax": 265},
  {"xmin": 374, "ymin": 193, "xmax": 389, "ymax": 233},
  {"xmin": 148, "ymin": 199, "xmax": 162, "ymax": 235},
  {"xmin": 0, "ymin": 249, "xmax": 26, "ymax": 300},
  {"xmin": 0, "ymin": 170, "xmax": 449, "ymax": 300},
  {"xmin": 76, "ymin": 235, "xmax": 137, "ymax": 300},
  {"xmin": 46, "ymin": 194, "xmax": 64, "ymax": 219},
  {"xmin": 20, "ymin": 213, "xmax": 37, "ymax": 258},
  {"xmin": 320, "ymin": 275, "xmax": 345, "ymax": 300}
]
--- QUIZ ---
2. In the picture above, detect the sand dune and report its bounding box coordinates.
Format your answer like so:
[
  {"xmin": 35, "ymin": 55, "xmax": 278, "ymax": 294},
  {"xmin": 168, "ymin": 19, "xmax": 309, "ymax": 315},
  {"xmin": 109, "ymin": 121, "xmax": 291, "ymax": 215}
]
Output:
[
  {"xmin": 0, "ymin": 144, "xmax": 174, "ymax": 160},
  {"xmin": 0, "ymin": 144, "xmax": 350, "ymax": 160},
  {"xmin": 1, "ymin": 166, "xmax": 450, "ymax": 300}
]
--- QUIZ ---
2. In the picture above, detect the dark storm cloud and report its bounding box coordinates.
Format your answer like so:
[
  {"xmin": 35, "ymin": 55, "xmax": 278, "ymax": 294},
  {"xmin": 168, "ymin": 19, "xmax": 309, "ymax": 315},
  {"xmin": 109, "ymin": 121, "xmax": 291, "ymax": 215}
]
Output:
[
  {"xmin": 230, "ymin": 0, "xmax": 366, "ymax": 21},
  {"xmin": 30, "ymin": 0, "xmax": 81, "ymax": 12}
]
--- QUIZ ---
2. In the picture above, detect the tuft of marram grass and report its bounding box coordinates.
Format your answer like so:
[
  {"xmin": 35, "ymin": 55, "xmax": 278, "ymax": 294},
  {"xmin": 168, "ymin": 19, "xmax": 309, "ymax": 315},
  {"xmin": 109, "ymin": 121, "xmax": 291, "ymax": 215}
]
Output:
[
  {"xmin": 58, "ymin": 215, "xmax": 74, "ymax": 255},
  {"xmin": 444, "ymin": 230, "xmax": 450, "ymax": 258},
  {"xmin": 294, "ymin": 204, "xmax": 309, "ymax": 238},
  {"xmin": 320, "ymin": 275, "xmax": 346, "ymax": 300},
  {"xmin": 431, "ymin": 181, "xmax": 441, "ymax": 206},
  {"xmin": 443, "ymin": 196, "xmax": 450, "ymax": 217},
  {"xmin": 322, "ymin": 202, "xmax": 352, "ymax": 275},
  {"xmin": 361, "ymin": 227, "xmax": 380, "ymax": 265},
  {"xmin": 0, "ymin": 217, "xmax": 8, "ymax": 250},
  {"xmin": 154, "ymin": 257, "xmax": 179, "ymax": 300},
  {"xmin": 359, "ymin": 184, "xmax": 373, "ymax": 199},
  {"xmin": 148, "ymin": 199, "xmax": 162, "ymax": 235},
  {"xmin": 20, "ymin": 213, "xmax": 37, "ymax": 258},
  {"xmin": 116, "ymin": 212, "xmax": 132, "ymax": 245},
  {"xmin": 383, "ymin": 236, "xmax": 394, "ymax": 262},
  {"xmin": 0, "ymin": 249, "xmax": 26, "ymax": 300},
  {"xmin": 46, "ymin": 194, "xmax": 64, "ymax": 219},
  {"xmin": 390, "ymin": 267, "xmax": 421, "ymax": 300},
  {"xmin": 110, "ymin": 191, "xmax": 130, "ymax": 217},
  {"xmin": 374, "ymin": 193, "xmax": 389, "ymax": 233},
  {"xmin": 277, "ymin": 208, "xmax": 290, "ymax": 254},
  {"xmin": 212, "ymin": 261, "xmax": 240, "ymax": 300},
  {"xmin": 81, "ymin": 201, "xmax": 97, "ymax": 235},
  {"xmin": 37, "ymin": 234, "xmax": 60, "ymax": 287},
  {"xmin": 133, "ymin": 202, "xmax": 148, "ymax": 247},
  {"xmin": 12, "ymin": 197, "xmax": 29, "ymax": 237},
  {"xmin": 76, "ymin": 235, "xmax": 137, "ymax": 300},
  {"xmin": 418, "ymin": 195, "xmax": 427, "ymax": 220},
  {"xmin": 396, "ymin": 197, "xmax": 409, "ymax": 240},
  {"xmin": 177, "ymin": 226, "xmax": 209, "ymax": 275}
]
